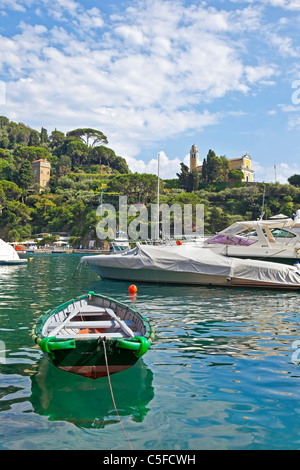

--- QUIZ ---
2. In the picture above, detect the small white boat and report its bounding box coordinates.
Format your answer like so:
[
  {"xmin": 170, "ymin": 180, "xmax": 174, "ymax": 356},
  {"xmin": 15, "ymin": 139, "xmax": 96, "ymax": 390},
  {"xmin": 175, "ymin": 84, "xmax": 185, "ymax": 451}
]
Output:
[
  {"xmin": 31, "ymin": 292, "xmax": 154, "ymax": 379},
  {"xmin": 110, "ymin": 231, "xmax": 130, "ymax": 253},
  {"xmin": 81, "ymin": 244, "xmax": 300, "ymax": 290},
  {"xmin": 0, "ymin": 239, "xmax": 27, "ymax": 265}
]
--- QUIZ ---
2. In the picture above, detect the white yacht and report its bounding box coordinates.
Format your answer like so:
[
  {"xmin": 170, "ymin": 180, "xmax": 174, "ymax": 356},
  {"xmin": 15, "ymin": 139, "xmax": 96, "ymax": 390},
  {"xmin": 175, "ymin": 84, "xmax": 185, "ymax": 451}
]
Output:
[
  {"xmin": 0, "ymin": 239, "xmax": 27, "ymax": 265},
  {"xmin": 110, "ymin": 231, "xmax": 130, "ymax": 253},
  {"xmin": 204, "ymin": 216, "xmax": 300, "ymax": 263},
  {"xmin": 81, "ymin": 243, "xmax": 300, "ymax": 290}
]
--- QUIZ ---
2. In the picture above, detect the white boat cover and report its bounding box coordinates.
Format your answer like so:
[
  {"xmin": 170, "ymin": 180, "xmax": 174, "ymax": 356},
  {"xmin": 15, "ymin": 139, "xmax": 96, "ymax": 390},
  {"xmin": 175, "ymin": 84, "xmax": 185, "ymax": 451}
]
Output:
[
  {"xmin": 82, "ymin": 243, "xmax": 300, "ymax": 286},
  {"xmin": 0, "ymin": 239, "xmax": 22, "ymax": 261}
]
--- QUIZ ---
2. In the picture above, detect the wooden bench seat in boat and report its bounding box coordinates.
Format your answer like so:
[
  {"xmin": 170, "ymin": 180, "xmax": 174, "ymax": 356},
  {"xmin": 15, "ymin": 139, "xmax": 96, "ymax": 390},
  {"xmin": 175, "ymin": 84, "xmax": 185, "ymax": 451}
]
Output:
[
  {"xmin": 48, "ymin": 320, "xmax": 135, "ymax": 330},
  {"xmin": 55, "ymin": 331, "xmax": 143, "ymax": 339}
]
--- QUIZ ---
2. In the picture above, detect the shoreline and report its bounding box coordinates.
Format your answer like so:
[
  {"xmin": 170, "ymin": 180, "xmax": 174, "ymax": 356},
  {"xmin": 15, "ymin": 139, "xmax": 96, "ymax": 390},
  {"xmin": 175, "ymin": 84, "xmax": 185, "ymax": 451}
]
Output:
[{"xmin": 20, "ymin": 249, "xmax": 110, "ymax": 254}]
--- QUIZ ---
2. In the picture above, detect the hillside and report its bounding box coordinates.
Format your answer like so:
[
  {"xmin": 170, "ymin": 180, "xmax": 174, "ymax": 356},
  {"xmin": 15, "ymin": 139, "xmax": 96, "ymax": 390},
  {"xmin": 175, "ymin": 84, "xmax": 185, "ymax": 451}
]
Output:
[{"xmin": 0, "ymin": 116, "xmax": 300, "ymax": 246}]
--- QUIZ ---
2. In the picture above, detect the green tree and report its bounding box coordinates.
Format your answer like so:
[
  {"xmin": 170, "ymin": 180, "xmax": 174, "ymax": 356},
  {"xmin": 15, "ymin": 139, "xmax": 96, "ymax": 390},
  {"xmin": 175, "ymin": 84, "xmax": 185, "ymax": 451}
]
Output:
[
  {"xmin": 0, "ymin": 184, "xmax": 5, "ymax": 213},
  {"xmin": 15, "ymin": 146, "xmax": 51, "ymax": 163},
  {"xmin": 49, "ymin": 129, "xmax": 65, "ymax": 149},
  {"xmin": 202, "ymin": 151, "xmax": 230, "ymax": 182},
  {"xmin": 66, "ymin": 140, "xmax": 89, "ymax": 167},
  {"xmin": 202, "ymin": 158, "xmax": 207, "ymax": 182},
  {"xmin": 28, "ymin": 130, "xmax": 40, "ymax": 146},
  {"xmin": 188, "ymin": 169, "xmax": 200, "ymax": 192},
  {"xmin": 219, "ymin": 156, "xmax": 229, "ymax": 181},
  {"xmin": 207, "ymin": 206, "xmax": 230, "ymax": 233},
  {"xmin": 57, "ymin": 155, "xmax": 72, "ymax": 176},
  {"xmin": 18, "ymin": 160, "xmax": 34, "ymax": 191},
  {"xmin": 0, "ymin": 116, "xmax": 9, "ymax": 128},
  {"xmin": 66, "ymin": 128, "xmax": 108, "ymax": 148},
  {"xmin": 206, "ymin": 150, "xmax": 221, "ymax": 182},
  {"xmin": 228, "ymin": 169, "xmax": 243, "ymax": 182},
  {"xmin": 40, "ymin": 127, "xmax": 49, "ymax": 145},
  {"xmin": 113, "ymin": 156, "xmax": 129, "ymax": 174},
  {"xmin": 288, "ymin": 174, "xmax": 300, "ymax": 187},
  {"xmin": 0, "ymin": 136, "xmax": 9, "ymax": 149},
  {"xmin": 176, "ymin": 162, "xmax": 190, "ymax": 191},
  {"xmin": 0, "ymin": 180, "xmax": 22, "ymax": 201}
]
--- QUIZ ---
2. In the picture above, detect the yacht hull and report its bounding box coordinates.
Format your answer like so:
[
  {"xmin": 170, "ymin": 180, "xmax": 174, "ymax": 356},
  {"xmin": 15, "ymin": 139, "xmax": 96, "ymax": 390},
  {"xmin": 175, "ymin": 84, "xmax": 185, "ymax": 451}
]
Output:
[{"xmin": 87, "ymin": 264, "xmax": 300, "ymax": 290}]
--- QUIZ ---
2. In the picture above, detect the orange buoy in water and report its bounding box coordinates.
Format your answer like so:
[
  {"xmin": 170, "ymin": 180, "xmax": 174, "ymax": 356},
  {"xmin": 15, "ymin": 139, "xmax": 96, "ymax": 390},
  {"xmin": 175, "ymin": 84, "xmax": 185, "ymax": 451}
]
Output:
[
  {"xmin": 176, "ymin": 240, "xmax": 182, "ymax": 245},
  {"xmin": 128, "ymin": 284, "xmax": 137, "ymax": 293}
]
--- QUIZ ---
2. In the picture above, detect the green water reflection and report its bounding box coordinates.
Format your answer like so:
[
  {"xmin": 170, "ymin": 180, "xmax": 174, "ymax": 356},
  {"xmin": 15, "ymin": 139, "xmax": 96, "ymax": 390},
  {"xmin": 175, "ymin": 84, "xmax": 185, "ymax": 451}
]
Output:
[{"xmin": 30, "ymin": 358, "xmax": 154, "ymax": 428}]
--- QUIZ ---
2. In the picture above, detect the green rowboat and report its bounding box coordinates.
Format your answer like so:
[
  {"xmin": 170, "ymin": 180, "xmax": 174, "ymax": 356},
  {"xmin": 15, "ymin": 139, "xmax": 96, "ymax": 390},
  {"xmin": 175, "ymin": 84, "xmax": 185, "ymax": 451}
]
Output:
[{"xmin": 31, "ymin": 291, "xmax": 155, "ymax": 379}]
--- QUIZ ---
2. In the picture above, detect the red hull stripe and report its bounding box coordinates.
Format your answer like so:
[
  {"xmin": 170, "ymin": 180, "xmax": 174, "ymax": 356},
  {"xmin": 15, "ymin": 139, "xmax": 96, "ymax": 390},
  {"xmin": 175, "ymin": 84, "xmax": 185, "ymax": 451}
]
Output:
[{"xmin": 58, "ymin": 364, "xmax": 132, "ymax": 379}]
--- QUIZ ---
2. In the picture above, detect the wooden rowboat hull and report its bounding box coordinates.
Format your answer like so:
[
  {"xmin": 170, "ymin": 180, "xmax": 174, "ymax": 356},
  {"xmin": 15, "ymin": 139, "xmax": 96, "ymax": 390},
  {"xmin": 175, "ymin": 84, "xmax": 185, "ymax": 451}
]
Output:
[
  {"xmin": 31, "ymin": 292, "xmax": 155, "ymax": 379},
  {"xmin": 58, "ymin": 364, "xmax": 132, "ymax": 379},
  {"xmin": 46, "ymin": 336, "xmax": 148, "ymax": 379}
]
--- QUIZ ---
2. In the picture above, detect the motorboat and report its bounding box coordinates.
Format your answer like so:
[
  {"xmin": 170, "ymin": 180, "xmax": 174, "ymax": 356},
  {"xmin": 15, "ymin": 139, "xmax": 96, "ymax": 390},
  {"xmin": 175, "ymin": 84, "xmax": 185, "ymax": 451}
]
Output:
[
  {"xmin": 110, "ymin": 231, "xmax": 130, "ymax": 253},
  {"xmin": 0, "ymin": 239, "xmax": 27, "ymax": 265},
  {"xmin": 204, "ymin": 217, "xmax": 300, "ymax": 263},
  {"xmin": 81, "ymin": 243, "xmax": 300, "ymax": 290},
  {"xmin": 15, "ymin": 244, "xmax": 26, "ymax": 253}
]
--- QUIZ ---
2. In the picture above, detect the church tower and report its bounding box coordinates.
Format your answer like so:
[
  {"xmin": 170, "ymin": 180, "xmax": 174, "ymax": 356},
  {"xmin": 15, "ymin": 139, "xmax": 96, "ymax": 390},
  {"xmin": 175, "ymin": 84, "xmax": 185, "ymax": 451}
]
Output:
[
  {"xmin": 31, "ymin": 159, "xmax": 51, "ymax": 192},
  {"xmin": 190, "ymin": 144, "xmax": 199, "ymax": 171}
]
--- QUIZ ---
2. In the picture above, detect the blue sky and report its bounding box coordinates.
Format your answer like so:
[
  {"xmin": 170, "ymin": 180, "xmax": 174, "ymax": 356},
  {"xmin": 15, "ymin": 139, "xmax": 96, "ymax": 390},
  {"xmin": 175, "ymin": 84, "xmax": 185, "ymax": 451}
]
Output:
[{"xmin": 1, "ymin": 0, "xmax": 300, "ymax": 182}]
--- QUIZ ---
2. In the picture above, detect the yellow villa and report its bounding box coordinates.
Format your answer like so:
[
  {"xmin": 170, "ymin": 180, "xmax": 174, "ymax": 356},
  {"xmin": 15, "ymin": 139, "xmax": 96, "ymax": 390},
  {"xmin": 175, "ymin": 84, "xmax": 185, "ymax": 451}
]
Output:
[{"xmin": 189, "ymin": 144, "xmax": 254, "ymax": 182}]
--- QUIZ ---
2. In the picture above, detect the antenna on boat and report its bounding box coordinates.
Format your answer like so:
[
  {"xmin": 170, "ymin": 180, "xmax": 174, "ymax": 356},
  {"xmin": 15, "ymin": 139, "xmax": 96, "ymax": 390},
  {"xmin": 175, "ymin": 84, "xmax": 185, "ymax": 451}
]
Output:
[{"xmin": 259, "ymin": 187, "xmax": 266, "ymax": 220}]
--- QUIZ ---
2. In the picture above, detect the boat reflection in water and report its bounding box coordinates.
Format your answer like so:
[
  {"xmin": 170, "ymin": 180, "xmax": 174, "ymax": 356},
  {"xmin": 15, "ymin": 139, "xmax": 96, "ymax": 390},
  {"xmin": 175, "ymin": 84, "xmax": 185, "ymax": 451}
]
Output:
[{"xmin": 29, "ymin": 358, "xmax": 154, "ymax": 429}]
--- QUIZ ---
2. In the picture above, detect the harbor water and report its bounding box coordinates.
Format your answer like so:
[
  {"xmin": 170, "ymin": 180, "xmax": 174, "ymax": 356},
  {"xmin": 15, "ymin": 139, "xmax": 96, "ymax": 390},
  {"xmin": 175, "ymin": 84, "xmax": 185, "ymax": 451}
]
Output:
[{"xmin": 0, "ymin": 253, "xmax": 300, "ymax": 450}]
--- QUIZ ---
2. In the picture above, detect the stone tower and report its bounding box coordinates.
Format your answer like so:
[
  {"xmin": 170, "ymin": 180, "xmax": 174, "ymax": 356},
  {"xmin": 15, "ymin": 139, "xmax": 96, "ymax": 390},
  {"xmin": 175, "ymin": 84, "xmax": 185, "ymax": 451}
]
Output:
[
  {"xmin": 31, "ymin": 159, "xmax": 51, "ymax": 192},
  {"xmin": 190, "ymin": 144, "xmax": 199, "ymax": 171}
]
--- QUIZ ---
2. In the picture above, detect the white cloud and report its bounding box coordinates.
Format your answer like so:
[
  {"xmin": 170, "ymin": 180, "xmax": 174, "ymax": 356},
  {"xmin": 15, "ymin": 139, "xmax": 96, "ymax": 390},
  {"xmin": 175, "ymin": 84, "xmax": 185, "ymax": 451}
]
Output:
[
  {"xmin": 0, "ymin": 0, "xmax": 296, "ymax": 175},
  {"xmin": 0, "ymin": 0, "xmax": 33, "ymax": 12},
  {"xmin": 278, "ymin": 102, "xmax": 300, "ymax": 130},
  {"xmin": 39, "ymin": 0, "xmax": 104, "ymax": 31},
  {"xmin": 126, "ymin": 151, "xmax": 182, "ymax": 179},
  {"xmin": 230, "ymin": 0, "xmax": 300, "ymax": 11},
  {"xmin": 268, "ymin": 33, "xmax": 299, "ymax": 57},
  {"xmin": 245, "ymin": 65, "xmax": 279, "ymax": 84},
  {"xmin": 253, "ymin": 160, "xmax": 300, "ymax": 183},
  {"xmin": 264, "ymin": 0, "xmax": 300, "ymax": 10}
]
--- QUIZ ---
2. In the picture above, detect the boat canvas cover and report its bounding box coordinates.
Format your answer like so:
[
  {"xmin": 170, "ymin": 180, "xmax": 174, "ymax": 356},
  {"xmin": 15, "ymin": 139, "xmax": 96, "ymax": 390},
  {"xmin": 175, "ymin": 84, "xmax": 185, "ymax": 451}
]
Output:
[{"xmin": 82, "ymin": 244, "xmax": 300, "ymax": 285}]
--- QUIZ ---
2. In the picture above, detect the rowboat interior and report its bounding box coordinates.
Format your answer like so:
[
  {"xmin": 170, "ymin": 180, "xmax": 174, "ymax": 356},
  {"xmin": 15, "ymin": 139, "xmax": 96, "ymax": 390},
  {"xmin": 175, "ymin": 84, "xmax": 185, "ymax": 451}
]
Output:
[{"xmin": 42, "ymin": 296, "xmax": 145, "ymax": 340}]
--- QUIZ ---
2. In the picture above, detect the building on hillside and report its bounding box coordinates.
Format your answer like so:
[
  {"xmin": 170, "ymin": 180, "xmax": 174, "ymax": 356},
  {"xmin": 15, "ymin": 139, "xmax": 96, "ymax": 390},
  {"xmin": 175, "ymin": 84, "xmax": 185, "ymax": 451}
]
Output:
[
  {"xmin": 190, "ymin": 144, "xmax": 199, "ymax": 171},
  {"xmin": 189, "ymin": 145, "xmax": 254, "ymax": 182},
  {"xmin": 31, "ymin": 159, "xmax": 51, "ymax": 192}
]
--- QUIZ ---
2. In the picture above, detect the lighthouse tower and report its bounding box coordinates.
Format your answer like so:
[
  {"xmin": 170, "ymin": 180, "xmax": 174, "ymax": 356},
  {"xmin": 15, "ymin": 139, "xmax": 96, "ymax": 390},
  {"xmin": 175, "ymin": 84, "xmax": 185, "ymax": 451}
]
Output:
[{"xmin": 190, "ymin": 144, "xmax": 199, "ymax": 171}]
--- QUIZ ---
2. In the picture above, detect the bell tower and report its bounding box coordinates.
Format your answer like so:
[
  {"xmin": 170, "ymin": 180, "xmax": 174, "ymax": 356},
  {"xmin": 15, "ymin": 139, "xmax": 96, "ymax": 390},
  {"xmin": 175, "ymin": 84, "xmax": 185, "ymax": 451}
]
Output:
[{"xmin": 190, "ymin": 144, "xmax": 199, "ymax": 171}]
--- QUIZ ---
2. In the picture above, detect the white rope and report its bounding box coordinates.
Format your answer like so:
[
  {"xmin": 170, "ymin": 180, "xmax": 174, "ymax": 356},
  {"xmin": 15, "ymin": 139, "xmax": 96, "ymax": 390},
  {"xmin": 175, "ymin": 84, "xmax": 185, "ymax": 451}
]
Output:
[{"xmin": 102, "ymin": 338, "xmax": 134, "ymax": 450}]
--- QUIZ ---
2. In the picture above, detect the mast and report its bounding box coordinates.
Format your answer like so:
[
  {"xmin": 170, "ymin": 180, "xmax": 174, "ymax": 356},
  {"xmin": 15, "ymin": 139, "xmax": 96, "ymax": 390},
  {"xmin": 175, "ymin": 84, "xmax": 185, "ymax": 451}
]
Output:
[
  {"xmin": 259, "ymin": 187, "xmax": 265, "ymax": 220},
  {"xmin": 157, "ymin": 152, "xmax": 160, "ymax": 240}
]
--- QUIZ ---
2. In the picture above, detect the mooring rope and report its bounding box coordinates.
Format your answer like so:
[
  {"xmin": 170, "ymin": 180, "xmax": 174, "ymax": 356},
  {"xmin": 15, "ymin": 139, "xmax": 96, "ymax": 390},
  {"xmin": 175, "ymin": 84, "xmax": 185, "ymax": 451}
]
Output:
[
  {"xmin": 71, "ymin": 261, "xmax": 83, "ymax": 279},
  {"xmin": 102, "ymin": 337, "xmax": 134, "ymax": 450}
]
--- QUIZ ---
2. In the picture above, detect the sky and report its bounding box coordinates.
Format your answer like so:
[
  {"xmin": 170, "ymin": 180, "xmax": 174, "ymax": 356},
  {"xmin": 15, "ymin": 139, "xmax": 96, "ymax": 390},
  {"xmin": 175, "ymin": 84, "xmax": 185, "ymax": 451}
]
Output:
[{"xmin": 0, "ymin": 0, "xmax": 300, "ymax": 183}]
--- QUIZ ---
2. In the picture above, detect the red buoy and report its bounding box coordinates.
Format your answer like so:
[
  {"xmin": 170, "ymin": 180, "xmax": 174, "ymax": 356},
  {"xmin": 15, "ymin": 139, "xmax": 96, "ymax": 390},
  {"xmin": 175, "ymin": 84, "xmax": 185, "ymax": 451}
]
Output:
[{"xmin": 128, "ymin": 284, "xmax": 137, "ymax": 293}]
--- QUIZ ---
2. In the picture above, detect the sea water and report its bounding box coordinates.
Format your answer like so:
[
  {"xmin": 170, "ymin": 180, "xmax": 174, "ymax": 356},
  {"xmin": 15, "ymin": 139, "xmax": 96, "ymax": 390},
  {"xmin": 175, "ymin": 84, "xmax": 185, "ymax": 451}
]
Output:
[{"xmin": 0, "ymin": 253, "xmax": 300, "ymax": 450}]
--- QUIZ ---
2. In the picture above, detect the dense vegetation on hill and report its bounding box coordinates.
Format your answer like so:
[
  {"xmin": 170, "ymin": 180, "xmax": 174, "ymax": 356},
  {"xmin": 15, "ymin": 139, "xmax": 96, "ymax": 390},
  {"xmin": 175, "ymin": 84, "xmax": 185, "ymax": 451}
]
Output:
[{"xmin": 0, "ymin": 115, "xmax": 299, "ymax": 246}]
